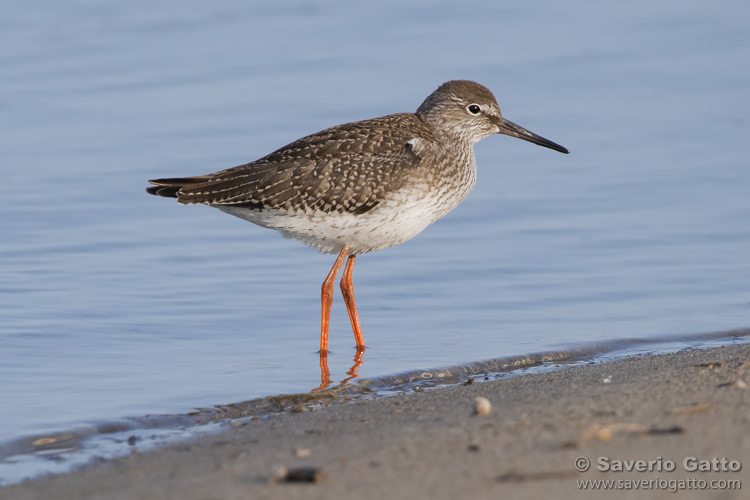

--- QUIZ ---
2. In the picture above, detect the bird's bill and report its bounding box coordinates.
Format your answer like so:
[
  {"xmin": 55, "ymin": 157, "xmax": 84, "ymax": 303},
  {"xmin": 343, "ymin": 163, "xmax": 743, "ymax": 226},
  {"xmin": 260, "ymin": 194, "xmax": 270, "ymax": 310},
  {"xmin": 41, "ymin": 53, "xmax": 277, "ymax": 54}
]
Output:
[{"xmin": 496, "ymin": 117, "xmax": 569, "ymax": 154}]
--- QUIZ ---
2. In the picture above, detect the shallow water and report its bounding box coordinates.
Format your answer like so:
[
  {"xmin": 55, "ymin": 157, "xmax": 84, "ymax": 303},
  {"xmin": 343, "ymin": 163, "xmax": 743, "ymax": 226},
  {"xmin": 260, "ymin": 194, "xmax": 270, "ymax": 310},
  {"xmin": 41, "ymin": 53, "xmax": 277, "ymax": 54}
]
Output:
[
  {"xmin": 2, "ymin": 0, "xmax": 750, "ymax": 483},
  {"xmin": 1, "ymin": 333, "xmax": 747, "ymax": 486}
]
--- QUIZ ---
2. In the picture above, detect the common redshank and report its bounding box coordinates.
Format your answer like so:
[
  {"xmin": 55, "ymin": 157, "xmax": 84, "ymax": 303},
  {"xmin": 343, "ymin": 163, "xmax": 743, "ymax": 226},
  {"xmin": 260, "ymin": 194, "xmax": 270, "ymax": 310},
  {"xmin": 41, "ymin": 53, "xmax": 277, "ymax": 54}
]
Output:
[{"xmin": 147, "ymin": 80, "xmax": 569, "ymax": 354}]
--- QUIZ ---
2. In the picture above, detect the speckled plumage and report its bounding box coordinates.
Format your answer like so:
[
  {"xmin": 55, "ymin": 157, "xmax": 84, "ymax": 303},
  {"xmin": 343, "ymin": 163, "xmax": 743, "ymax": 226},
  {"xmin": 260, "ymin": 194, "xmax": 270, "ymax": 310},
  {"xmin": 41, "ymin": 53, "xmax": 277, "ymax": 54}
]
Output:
[
  {"xmin": 148, "ymin": 80, "xmax": 568, "ymax": 254},
  {"xmin": 148, "ymin": 80, "xmax": 568, "ymax": 354}
]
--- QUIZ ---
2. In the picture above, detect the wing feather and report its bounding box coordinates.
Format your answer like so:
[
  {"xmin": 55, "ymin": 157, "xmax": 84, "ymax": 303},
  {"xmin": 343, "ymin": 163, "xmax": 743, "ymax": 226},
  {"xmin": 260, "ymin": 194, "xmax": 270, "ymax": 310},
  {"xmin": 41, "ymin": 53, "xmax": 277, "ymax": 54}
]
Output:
[{"xmin": 147, "ymin": 113, "xmax": 433, "ymax": 215}]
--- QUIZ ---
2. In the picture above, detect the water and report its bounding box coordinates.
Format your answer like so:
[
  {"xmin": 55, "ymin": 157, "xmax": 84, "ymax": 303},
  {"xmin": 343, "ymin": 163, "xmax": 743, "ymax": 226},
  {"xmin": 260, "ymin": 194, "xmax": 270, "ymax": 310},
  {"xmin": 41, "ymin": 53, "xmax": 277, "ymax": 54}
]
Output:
[{"xmin": 2, "ymin": 0, "xmax": 749, "ymax": 484}]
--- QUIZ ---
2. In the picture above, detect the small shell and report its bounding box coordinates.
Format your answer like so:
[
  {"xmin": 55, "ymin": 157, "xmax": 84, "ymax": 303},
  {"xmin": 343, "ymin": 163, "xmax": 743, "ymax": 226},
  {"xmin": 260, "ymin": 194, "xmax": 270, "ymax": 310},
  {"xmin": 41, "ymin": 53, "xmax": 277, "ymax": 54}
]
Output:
[{"xmin": 473, "ymin": 396, "xmax": 491, "ymax": 415}]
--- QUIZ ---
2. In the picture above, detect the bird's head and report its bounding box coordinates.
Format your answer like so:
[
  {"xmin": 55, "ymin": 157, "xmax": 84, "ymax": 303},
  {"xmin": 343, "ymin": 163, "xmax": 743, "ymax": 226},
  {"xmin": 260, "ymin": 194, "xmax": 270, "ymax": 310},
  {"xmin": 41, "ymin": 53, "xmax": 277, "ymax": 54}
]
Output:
[{"xmin": 416, "ymin": 80, "xmax": 569, "ymax": 154}]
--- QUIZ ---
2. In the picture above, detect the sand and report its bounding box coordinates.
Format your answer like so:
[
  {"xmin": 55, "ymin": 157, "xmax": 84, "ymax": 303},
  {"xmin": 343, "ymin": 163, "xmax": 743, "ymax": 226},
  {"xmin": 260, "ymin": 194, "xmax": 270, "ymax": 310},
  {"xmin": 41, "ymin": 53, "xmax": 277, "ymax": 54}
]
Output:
[{"xmin": 4, "ymin": 344, "xmax": 749, "ymax": 499}]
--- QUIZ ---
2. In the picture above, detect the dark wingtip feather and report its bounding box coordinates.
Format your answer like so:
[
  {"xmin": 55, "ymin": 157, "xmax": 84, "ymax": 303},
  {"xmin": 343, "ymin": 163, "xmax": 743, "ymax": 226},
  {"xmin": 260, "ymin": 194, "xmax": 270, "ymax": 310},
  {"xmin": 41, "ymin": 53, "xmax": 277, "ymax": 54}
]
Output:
[
  {"xmin": 146, "ymin": 185, "xmax": 181, "ymax": 198},
  {"xmin": 147, "ymin": 176, "xmax": 210, "ymax": 198}
]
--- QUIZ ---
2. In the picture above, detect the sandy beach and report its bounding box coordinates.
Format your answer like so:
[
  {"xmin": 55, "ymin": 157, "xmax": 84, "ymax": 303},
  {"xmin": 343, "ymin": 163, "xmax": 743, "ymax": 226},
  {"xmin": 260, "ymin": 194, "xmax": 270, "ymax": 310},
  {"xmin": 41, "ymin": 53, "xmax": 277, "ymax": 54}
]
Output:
[{"xmin": 4, "ymin": 343, "xmax": 749, "ymax": 500}]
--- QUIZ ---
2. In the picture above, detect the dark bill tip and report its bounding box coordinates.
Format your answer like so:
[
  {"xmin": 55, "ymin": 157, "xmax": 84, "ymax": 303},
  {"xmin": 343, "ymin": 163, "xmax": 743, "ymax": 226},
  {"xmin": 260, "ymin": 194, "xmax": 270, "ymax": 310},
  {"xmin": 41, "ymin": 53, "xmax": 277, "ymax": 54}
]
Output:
[{"xmin": 497, "ymin": 118, "xmax": 569, "ymax": 154}]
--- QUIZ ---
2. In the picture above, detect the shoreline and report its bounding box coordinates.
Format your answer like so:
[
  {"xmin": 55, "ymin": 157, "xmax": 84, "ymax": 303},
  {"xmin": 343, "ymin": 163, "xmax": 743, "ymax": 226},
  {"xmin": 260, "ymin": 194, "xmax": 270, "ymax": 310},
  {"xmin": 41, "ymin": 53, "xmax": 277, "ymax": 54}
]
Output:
[{"xmin": 4, "ymin": 343, "xmax": 750, "ymax": 499}]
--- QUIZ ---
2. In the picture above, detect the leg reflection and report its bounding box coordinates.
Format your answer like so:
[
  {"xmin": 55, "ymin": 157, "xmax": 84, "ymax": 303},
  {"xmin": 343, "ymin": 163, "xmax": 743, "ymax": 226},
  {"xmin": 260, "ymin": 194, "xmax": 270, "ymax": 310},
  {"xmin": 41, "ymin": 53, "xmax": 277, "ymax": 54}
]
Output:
[
  {"xmin": 312, "ymin": 347, "xmax": 366, "ymax": 392},
  {"xmin": 314, "ymin": 351, "xmax": 332, "ymax": 392},
  {"xmin": 340, "ymin": 347, "xmax": 365, "ymax": 385}
]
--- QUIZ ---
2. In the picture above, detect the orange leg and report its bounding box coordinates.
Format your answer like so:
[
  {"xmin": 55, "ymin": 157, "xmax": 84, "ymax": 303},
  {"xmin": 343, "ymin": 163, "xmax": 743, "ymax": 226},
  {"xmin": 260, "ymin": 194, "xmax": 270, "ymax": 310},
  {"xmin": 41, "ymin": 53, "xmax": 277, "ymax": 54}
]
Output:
[
  {"xmin": 340, "ymin": 254, "xmax": 365, "ymax": 348},
  {"xmin": 320, "ymin": 246, "xmax": 349, "ymax": 354}
]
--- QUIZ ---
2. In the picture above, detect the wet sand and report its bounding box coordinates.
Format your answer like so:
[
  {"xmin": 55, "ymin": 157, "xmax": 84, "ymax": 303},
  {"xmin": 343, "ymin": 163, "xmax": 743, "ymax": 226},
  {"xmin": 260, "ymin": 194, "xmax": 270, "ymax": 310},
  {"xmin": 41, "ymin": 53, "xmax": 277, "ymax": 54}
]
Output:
[{"xmin": 4, "ymin": 344, "xmax": 750, "ymax": 499}]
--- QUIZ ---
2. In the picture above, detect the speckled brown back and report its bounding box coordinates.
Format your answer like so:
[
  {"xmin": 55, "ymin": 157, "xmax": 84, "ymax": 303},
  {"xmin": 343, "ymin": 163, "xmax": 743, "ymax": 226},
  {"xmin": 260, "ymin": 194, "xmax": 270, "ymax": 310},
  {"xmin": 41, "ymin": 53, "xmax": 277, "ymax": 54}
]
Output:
[{"xmin": 148, "ymin": 113, "xmax": 436, "ymax": 215}]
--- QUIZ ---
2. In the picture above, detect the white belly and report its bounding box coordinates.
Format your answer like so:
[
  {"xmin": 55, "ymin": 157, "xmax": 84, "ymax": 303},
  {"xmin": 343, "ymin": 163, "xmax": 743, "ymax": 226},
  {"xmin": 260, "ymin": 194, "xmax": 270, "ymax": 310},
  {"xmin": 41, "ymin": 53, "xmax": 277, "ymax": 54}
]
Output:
[{"xmin": 216, "ymin": 181, "xmax": 473, "ymax": 254}]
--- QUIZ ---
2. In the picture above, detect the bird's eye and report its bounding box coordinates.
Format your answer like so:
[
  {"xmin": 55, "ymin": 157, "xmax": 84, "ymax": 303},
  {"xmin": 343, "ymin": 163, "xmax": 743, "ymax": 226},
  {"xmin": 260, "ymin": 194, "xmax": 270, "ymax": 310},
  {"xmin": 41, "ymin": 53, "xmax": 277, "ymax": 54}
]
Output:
[{"xmin": 467, "ymin": 104, "xmax": 481, "ymax": 115}]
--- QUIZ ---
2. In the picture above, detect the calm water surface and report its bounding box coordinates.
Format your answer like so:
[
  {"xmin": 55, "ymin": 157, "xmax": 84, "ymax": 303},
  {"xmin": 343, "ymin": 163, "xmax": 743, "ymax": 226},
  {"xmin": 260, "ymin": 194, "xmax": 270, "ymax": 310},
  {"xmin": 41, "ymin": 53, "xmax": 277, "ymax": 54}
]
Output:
[{"xmin": 1, "ymin": 0, "xmax": 749, "ymax": 480}]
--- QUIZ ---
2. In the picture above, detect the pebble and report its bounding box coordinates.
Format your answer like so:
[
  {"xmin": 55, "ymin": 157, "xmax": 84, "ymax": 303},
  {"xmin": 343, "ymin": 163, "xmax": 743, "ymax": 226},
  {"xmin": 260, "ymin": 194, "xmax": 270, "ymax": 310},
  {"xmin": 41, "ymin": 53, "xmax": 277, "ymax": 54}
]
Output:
[
  {"xmin": 473, "ymin": 396, "xmax": 491, "ymax": 415},
  {"xmin": 271, "ymin": 466, "xmax": 327, "ymax": 484}
]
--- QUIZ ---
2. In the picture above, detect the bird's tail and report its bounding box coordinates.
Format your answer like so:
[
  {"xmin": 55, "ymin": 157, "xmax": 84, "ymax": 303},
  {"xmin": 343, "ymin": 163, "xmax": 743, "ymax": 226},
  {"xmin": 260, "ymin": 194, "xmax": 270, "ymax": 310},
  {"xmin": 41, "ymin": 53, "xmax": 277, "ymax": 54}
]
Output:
[{"xmin": 146, "ymin": 176, "xmax": 210, "ymax": 199}]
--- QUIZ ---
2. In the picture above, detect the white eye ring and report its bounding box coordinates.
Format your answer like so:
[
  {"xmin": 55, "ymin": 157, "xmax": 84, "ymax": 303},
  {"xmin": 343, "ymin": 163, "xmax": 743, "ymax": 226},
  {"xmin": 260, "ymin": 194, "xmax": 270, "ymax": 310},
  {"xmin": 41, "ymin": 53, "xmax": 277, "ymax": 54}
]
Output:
[{"xmin": 467, "ymin": 104, "xmax": 481, "ymax": 115}]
